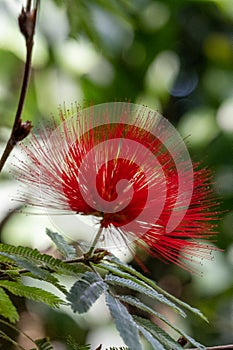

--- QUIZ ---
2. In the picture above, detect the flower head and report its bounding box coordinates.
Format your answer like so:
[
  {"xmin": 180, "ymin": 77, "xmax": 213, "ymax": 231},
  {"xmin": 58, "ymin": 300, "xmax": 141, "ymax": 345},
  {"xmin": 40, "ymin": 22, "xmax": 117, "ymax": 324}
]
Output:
[{"xmin": 15, "ymin": 103, "xmax": 218, "ymax": 271}]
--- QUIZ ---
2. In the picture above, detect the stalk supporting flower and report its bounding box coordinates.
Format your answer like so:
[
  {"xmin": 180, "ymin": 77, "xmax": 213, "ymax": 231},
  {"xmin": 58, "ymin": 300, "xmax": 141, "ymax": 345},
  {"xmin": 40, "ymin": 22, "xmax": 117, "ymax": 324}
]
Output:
[
  {"xmin": 14, "ymin": 102, "xmax": 219, "ymax": 272},
  {"xmin": 87, "ymin": 226, "xmax": 104, "ymax": 257}
]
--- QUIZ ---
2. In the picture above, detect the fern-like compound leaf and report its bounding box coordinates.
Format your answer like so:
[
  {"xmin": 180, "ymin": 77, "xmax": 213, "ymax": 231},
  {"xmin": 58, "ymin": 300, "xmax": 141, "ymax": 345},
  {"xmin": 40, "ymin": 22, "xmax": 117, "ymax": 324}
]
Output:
[
  {"xmin": 116, "ymin": 295, "xmax": 203, "ymax": 348},
  {"xmin": 0, "ymin": 280, "xmax": 64, "ymax": 308},
  {"xmin": 46, "ymin": 228, "xmax": 76, "ymax": 259},
  {"xmin": 66, "ymin": 335, "xmax": 91, "ymax": 349},
  {"xmin": 134, "ymin": 316, "xmax": 184, "ymax": 350},
  {"xmin": 105, "ymin": 292, "xmax": 142, "ymax": 350},
  {"xmin": 0, "ymin": 287, "xmax": 19, "ymax": 323},
  {"xmin": 0, "ymin": 253, "xmax": 67, "ymax": 294},
  {"xmin": 67, "ymin": 271, "xmax": 106, "ymax": 313},
  {"xmin": 0, "ymin": 244, "xmax": 88, "ymax": 276},
  {"xmin": 105, "ymin": 274, "xmax": 185, "ymax": 317},
  {"xmin": 103, "ymin": 255, "xmax": 207, "ymax": 321},
  {"xmin": 137, "ymin": 325, "xmax": 166, "ymax": 350},
  {"xmin": 34, "ymin": 337, "xmax": 54, "ymax": 350}
]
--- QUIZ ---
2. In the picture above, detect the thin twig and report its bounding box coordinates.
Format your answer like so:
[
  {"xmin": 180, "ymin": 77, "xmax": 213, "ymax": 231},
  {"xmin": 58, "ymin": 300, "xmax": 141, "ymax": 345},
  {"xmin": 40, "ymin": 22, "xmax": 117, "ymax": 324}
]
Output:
[{"xmin": 0, "ymin": 0, "xmax": 39, "ymax": 172}]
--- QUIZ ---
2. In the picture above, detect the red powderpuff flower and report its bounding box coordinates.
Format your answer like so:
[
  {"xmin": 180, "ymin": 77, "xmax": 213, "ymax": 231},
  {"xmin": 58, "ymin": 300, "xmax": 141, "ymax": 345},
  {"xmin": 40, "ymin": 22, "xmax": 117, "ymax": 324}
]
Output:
[{"xmin": 14, "ymin": 103, "xmax": 219, "ymax": 271}]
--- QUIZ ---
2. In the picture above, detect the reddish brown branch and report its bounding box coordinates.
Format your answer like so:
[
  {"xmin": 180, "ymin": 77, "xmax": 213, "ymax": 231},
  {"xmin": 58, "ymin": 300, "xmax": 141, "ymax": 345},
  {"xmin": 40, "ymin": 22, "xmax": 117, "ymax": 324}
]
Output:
[{"xmin": 0, "ymin": 0, "xmax": 39, "ymax": 172}]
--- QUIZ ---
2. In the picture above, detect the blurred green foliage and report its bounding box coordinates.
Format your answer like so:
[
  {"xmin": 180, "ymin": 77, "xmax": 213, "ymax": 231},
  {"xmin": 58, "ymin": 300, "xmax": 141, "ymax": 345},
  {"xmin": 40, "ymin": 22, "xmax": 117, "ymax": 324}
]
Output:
[{"xmin": 0, "ymin": 0, "xmax": 232, "ymax": 348}]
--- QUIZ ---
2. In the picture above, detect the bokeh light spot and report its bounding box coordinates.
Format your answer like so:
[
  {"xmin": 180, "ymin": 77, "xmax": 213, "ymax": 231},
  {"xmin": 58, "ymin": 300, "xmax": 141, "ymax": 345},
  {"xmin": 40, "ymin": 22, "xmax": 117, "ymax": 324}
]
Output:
[
  {"xmin": 140, "ymin": 2, "xmax": 170, "ymax": 32},
  {"xmin": 145, "ymin": 51, "xmax": 180, "ymax": 97},
  {"xmin": 171, "ymin": 70, "xmax": 198, "ymax": 97},
  {"xmin": 216, "ymin": 98, "xmax": 233, "ymax": 133},
  {"xmin": 178, "ymin": 109, "xmax": 219, "ymax": 147}
]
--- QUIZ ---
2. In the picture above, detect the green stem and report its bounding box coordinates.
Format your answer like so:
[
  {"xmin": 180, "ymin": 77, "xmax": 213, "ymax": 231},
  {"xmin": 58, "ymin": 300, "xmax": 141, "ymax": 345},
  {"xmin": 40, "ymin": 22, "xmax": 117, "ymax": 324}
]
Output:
[{"xmin": 87, "ymin": 226, "xmax": 104, "ymax": 257}]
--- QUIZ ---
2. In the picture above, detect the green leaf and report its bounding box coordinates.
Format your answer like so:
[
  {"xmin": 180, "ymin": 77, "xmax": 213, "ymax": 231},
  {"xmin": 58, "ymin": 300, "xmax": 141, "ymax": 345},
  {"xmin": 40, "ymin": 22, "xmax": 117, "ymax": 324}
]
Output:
[
  {"xmin": 105, "ymin": 292, "xmax": 142, "ymax": 350},
  {"xmin": 108, "ymin": 348, "xmax": 130, "ymax": 350},
  {"xmin": 66, "ymin": 335, "xmax": 91, "ymax": 349},
  {"xmin": 0, "ymin": 287, "xmax": 19, "ymax": 323},
  {"xmin": 116, "ymin": 295, "xmax": 203, "ymax": 348},
  {"xmin": 137, "ymin": 325, "xmax": 166, "ymax": 350},
  {"xmin": 0, "ymin": 280, "xmax": 64, "ymax": 308},
  {"xmin": 0, "ymin": 253, "xmax": 67, "ymax": 294},
  {"xmin": 103, "ymin": 255, "xmax": 208, "ymax": 321},
  {"xmin": 35, "ymin": 337, "xmax": 54, "ymax": 350},
  {"xmin": 67, "ymin": 272, "xmax": 106, "ymax": 313},
  {"xmin": 0, "ymin": 253, "xmax": 15, "ymax": 265},
  {"xmin": 0, "ymin": 244, "xmax": 88, "ymax": 276},
  {"xmin": 133, "ymin": 316, "xmax": 184, "ymax": 350},
  {"xmin": 46, "ymin": 228, "xmax": 76, "ymax": 259},
  {"xmin": 105, "ymin": 274, "xmax": 185, "ymax": 317}
]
